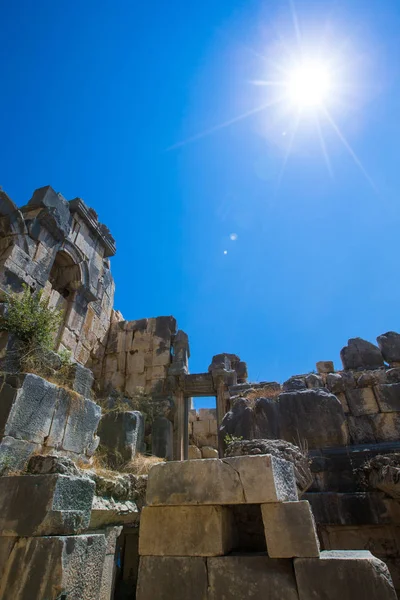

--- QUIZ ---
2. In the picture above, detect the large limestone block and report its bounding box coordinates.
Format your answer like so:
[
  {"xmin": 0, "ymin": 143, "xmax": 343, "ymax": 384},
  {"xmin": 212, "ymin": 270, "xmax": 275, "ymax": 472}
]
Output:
[
  {"xmin": 139, "ymin": 505, "xmax": 236, "ymax": 556},
  {"xmin": 374, "ymin": 383, "xmax": 400, "ymax": 412},
  {"xmin": 345, "ymin": 387, "xmax": 379, "ymax": 416},
  {"xmin": 62, "ymin": 396, "xmax": 101, "ymax": 455},
  {"xmin": 341, "ymin": 338, "xmax": 384, "ymax": 370},
  {"xmin": 220, "ymin": 389, "xmax": 348, "ymax": 450},
  {"xmin": 136, "ymin": 556, "xmax": 208, "ymax": 600},
  {"xmin": 0, "ymin": 533, "xmax": 106, "ymax": 600},
  {"xmin": 261, "ymin": 501, "xmax": 320, "ymax": 558},
  {"xmin": 207, "ymin": 555, "xmax": 299, "ymax": 600},
  {"xmin": 294, "ymin": 550, "xmax": 397, "ymax": 600},
  {"xmin": 98, "ymin": 410, "xmax": 144, "ymax": 463},
  {"xmin": 377, "ymin": 331, "xmax": 400, "ymax": 365},
  {"xmin": 0, "ymin": 474, "xmax": 95, "ymax": 536},
  {"xmin": 146, "ymin": 455, "xmax": 297, "ymax": 506},
  {"xmin": 152, "ymin": 416, "xmax": 173, "ymax": 460}
]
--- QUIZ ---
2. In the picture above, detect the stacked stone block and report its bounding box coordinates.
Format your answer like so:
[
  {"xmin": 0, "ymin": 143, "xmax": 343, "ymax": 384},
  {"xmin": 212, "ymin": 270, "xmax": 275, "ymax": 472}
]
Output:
[
  {"xmin": 0, "ymin": 467, "xmax": 122, "ymax": 600},
  {"xmin": 102, "ymin": 316, "xmax": 177, "ymax": 396},
  {"xmin": 189, "ymin": 407, "xmax": 218, "ymax": 451},
  {"xmin": 135, "ymin": 455, "xmax": 396, "ymax": 599},
  {"xmin": 0, "ymin": 373, "xmax": 101, "ymax": 474}
]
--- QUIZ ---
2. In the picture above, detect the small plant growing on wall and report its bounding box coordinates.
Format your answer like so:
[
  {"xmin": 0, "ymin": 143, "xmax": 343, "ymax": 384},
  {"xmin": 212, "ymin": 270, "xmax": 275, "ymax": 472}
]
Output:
[
  {"xmin": 0, "ymin": 284, "xmax": 62, "ymax": 374},
  {"xmin": 224, "ymin": 433, "xmax": 243, "ymax": 445}
]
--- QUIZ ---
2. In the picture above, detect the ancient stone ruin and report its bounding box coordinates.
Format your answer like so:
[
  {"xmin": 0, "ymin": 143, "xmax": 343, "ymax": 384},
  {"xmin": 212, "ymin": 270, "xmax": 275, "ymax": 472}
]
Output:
[{"xmin": 0, "ymin": 185, "xmax": 400, "ymax": 598}]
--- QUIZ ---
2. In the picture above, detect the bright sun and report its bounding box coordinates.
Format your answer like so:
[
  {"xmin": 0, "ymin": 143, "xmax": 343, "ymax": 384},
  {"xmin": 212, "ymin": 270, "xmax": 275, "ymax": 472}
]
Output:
[{"xmin": 286, "ymin": 61, "xmax": 331, "ymax": 108}]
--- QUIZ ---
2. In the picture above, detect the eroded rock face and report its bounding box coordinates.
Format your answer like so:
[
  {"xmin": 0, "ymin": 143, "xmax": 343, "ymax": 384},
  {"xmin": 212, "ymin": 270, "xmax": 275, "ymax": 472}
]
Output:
[
  {"xmin": 359, "ymin": 454, "xmax": 400, "ymax": 499},
  {"xmin": 340, "ymin": 338, "xmax": 384, "ymax": 371},
  {"xmin": 377, "ymin": 331, "xmax": 400, "ymax": 365},
  {"xmin": 220, "ymin": 389, "xmax": 348, "ymax": 450},
  {"xmin": 225, "ymin": 439, "xmax": 313, "ymax": 495}
]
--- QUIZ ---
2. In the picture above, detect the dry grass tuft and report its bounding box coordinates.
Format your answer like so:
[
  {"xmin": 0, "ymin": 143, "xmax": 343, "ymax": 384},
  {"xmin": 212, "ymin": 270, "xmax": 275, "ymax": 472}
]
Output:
[
  {"xmin": 122, "ymin": 453, "xmax": 165, "ymax": 476},
  {"xmin": 244, "ymin": 386, "xmax": 281, "ymax": 401}
]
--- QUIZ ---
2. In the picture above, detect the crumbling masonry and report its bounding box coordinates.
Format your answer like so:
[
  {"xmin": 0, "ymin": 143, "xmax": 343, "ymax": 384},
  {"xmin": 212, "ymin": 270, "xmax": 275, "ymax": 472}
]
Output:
[{"xmin": 0, "ymin": 185, "xmax": 400, "ymax": 599}]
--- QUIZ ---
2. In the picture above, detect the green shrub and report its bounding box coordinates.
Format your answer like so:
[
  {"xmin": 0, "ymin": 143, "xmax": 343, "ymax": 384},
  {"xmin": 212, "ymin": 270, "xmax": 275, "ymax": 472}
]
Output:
[
  {"xmin": 1, "ymin": 284, "xmax": 61, "ymax": 351},
  {"xmin": 0, "ymin": 285, "xmax": 62, "ymax": 374},
  {"xmin": 224, "ymin": 433, "xmax": 243, "ymax": 445}
]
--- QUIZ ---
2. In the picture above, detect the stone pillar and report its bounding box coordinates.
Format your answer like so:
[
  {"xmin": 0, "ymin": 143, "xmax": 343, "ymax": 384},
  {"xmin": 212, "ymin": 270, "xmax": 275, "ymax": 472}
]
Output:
[
  {"xmin": 173, "ymin": 390, "xmax": 186, "ymax": 461},
  {"xmin": 152, "ymin": 417, "xmax": 173, "ymax": 460}
]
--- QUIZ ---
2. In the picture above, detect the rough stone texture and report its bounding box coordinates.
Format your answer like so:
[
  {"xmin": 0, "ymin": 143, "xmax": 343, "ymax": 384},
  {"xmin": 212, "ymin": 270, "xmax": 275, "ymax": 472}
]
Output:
[
  {"xmin": 220, "ymin": 390, "xmax": 348, "ymax": 450},
  {"xmin": 345, "ymin": 387, "xmax": 379, "ymax": 416},
  {"xmin": 152, "ymin": 416, "xmax": 173, "ymax": 459},
  {"xmin": 360, "ymin": 454, "xmax": 400, "ymax": 499},
  {"xmin": 282, "ymin": 377, "xmax": 307, "ymax": 392},
  {"xmin": 0, "ymin": 474, "xmax": 95, "ymax": 536},
  {"xmin": 98, "ymin": 410, "xmax": 144, "ymax": 464},
  {"xmin": 208, "ymin": 555, "xmax": 299, "ymax": 600},
  {"xmin": 341, "ymin": 338, "xmax": 384, "ymax": 371},
  {"xmin": 294, "ymin": 551, "xmax": 397, "ymax": 600},
  {"xmin": 146, "ymin": 455, "xmax": 297, "ymax": 506},
  {"xmin": 225, "ymin": 439, "xmax": 313, "ymax": 495},
  {"xmin": 139, "ymin": 505, "xmax": 236, "ymax": 556},
  {"xmin": 98, "ymin": 526, "xmax": 123, "ymax": 600},
  {"xmin": 374, "ymin": 384, "xmax": 400, "ymax": 412},
  {"xmin": 0, "ymin": 435, "xmax": 40, "ymax": 474},
  {"xmin": 261, "ymin": 501, "xmax": 320, "ymax": 558},
  {"xmin": 0, "ymin": 373, "xmax": 101, "ymax": 469},
  {"xmin": 377, "ymin": 331, "xmax": 400, "ymax": 365},
  {"xmin": 0, "ymin": 533, "xmax": 106, "ymax": 600},
  {"xmin": 27, "ymin": 453, "xmax": 81, "ymax": 476},
  {"xmin": 136, "ymin": 556, "xmax": 208, "ymax": 600},
  {"xmin": 90, "ymin": 496, "xmax": 139, "ymax": 528},
  {"xmin": 316, "ymin": 360, "xmax": 334, "ymax": 374},
  {"xmin": 69, "ymin": 362, "xmax": 94, "ymax": 396},
  {"xmin": 201, "ymin": 446, "xmax": 219, "ymax": 458},
  {"xmin": 188, "ymin": 444, "xmax": 202, "ymax": 459}
]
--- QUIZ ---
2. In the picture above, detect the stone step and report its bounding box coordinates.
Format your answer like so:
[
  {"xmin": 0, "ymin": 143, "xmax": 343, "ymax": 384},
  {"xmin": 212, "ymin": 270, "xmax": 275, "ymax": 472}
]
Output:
[{"xmin": 146, "ymin": 455, "xmax": 297, "ymax": 506}]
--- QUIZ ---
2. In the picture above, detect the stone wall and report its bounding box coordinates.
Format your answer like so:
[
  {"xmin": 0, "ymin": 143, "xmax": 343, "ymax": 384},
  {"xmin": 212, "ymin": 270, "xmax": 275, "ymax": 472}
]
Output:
[
  {"xmin": 100, "ymin": 315, "xmax": 180, "ymax": 397},
  {"xmin": 0, "ymin": 186, "xmax": 116, "ymax": 369},
  {"xmin": 189, "ymin": 408, "xmax": 218, "ymax": 450}
]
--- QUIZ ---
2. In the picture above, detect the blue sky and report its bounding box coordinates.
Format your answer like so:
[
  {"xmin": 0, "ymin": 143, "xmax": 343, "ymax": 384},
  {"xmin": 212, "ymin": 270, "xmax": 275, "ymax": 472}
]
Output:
[{"xmin": 1, "ymin": 0, "xmax": 400, "ymax": 408}]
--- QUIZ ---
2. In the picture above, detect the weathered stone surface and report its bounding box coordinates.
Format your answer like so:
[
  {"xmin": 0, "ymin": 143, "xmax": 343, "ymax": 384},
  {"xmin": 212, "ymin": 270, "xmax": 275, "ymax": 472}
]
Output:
[
  {"xmin": 208, "ymin": 555, "xmax": 299, "ymax": 600},
  {"xmin": 377, "ymin": 331, "xmax": 400, "ymax": 365},
  {"xmin": 90, "ymin": 496, "xmax": 139, "ymax": 528},
  {"xmin": 305, "ymin": 373, "xmax": 324, "ymax": 389},
  {"xmin": 345, "ymin": 387, "xmax": 379, "ymax": 416},
  {"xmin": 261, "ymin": 501, "xmax": 320, "ymax": 558},
  {"xmin": 282, "ymin": 377, "xmax": 307, "ymax": 391},
  {"xmin": 341, "ymin": 338, "xmax": 384, "ymax": 370},
  {"xmin": 225, "ymin": 439, "xmax": 313, "ymax": 495},
  {"xmin": 188, "ymin": 444, "xmax": 202, "ymax": 459},
  {"xmin": 374, "ymin": 383, "xmax": 400, "ymax": 412},
  {"xmin": 139, "ymin": 505, "xmax": 236, "ymax": 556},
  {"xmin": 356, "ymin": 369, "xmax": 386, "ymax": 387},
  {"xmin": 220, "ymin": 390, "xmax": 348, "ymax": 449},
  {"xmin": 0, "ymin": 533, "xmax": 106, "ymax": 600},
  {"xmin": 0, "ymin": 474, "xmax": 95, "ymax": 535},
  {"xmin": 360, "ymin": 454, "xmax": 400, "ymax": 499},
  {"xmin": 201, "ymin": 446, "xmax": 219, "ymax": 458},
  {"xmin": 294, "ymin": 550, "xmax": 397, "ymax": 600},
  {"xmin": 98, "ymin": 410, "xmax": 144, "ymax": 464},
  {"xmin": 2, "ymin": 373, "xmax": 58, "ymax": 443},
  {"xmin": 152, "ymin": 416, "xmax": 173, "ymax": 459},
  {"xmin": 316, "ymin": 360, "xmax": 334, "ymax": 374},
  {"xmin": 62, "ymin": 396, "xmax": 101, "ymax": 454},
  {"xmin": 28, "ymin": 185, "xmax": 71, "ymax": 240},
  {"xmin": 326, "ymin": 371, "xmax": 356, "ymax": 393},
  {"xmin": 305, "ymin": 491, "xmax": 400, "ymax": 525},
  {"xmin": 146, "ymin": 455, "xmax": 297, "ymax": 506},
  {"xmin": 69, "ymin": 362, "xmax": 94, "ymax": 396},
  {"xmin": 136, "ymin": 556, "xmax": 208, "ymax": 600},
  {"xmin": 0, "ymin": 435, "xmax": 40, "ymax": 474},
  {"xmin": 27, "ymin": 453, "xmax": 81, "ymax": 476}
]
